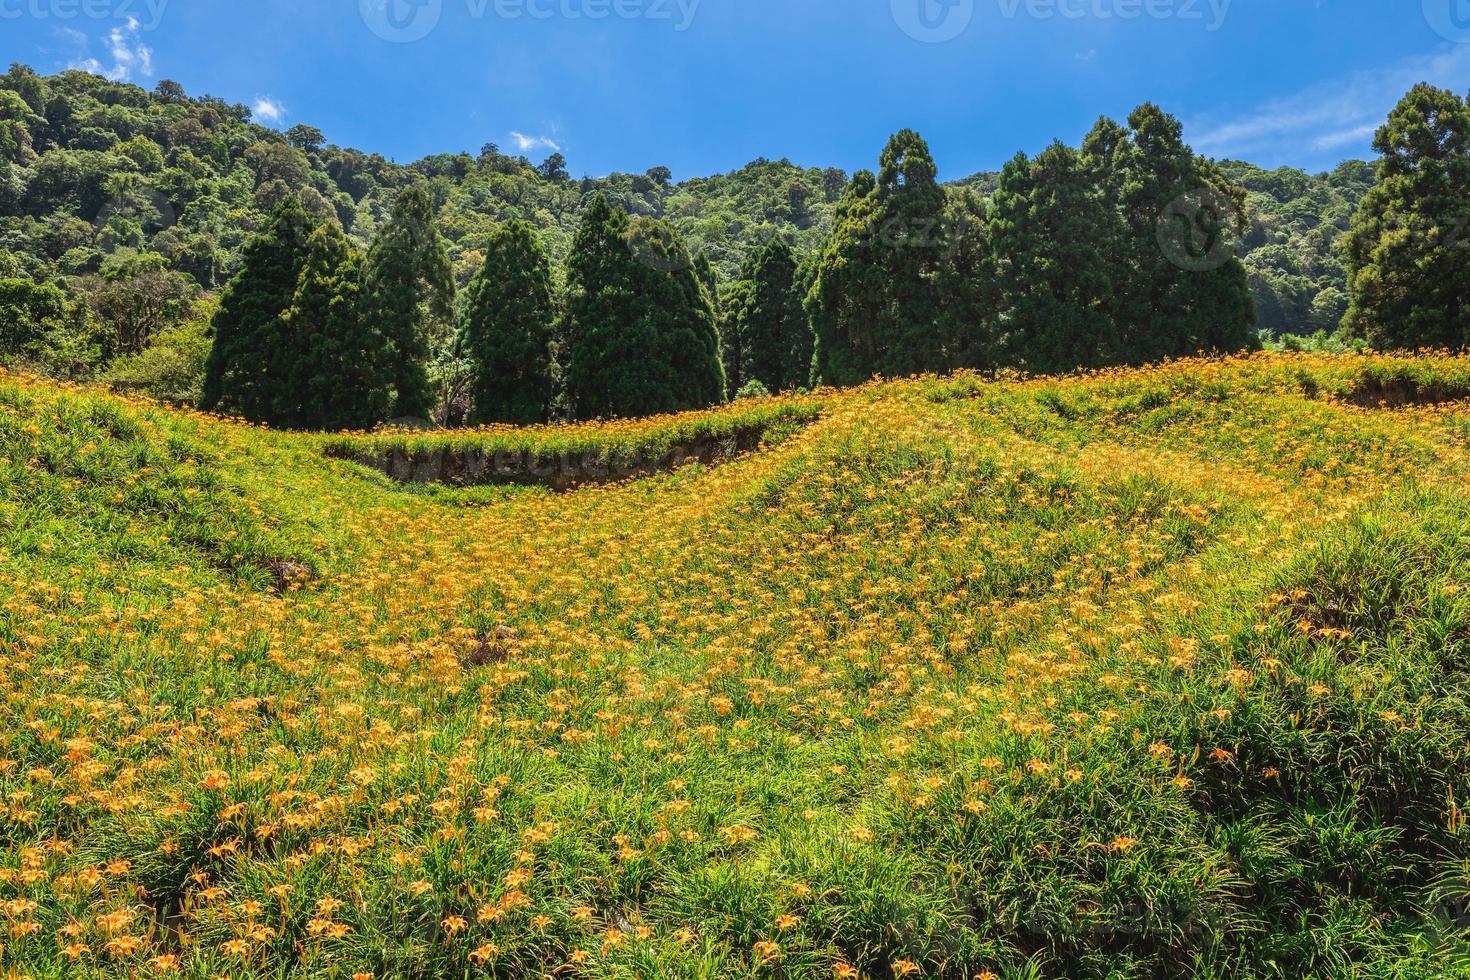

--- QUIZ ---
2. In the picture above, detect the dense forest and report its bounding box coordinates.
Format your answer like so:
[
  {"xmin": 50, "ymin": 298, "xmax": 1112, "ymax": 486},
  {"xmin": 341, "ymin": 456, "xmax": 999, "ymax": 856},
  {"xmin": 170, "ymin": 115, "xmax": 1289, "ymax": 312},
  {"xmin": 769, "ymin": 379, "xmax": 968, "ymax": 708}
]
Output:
[{"xmin": 0, "ymin": 63, "xmax": 1457, "ymax": 429}]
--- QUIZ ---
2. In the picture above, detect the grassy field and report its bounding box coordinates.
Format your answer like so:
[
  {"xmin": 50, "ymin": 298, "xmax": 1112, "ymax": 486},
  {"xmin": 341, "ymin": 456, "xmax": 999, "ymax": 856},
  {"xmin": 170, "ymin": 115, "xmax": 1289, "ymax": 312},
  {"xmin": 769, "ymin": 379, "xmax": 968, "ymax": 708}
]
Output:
[{"xmin": 2, "ymin": 353, "xmax": 1469, "ymax": 979}]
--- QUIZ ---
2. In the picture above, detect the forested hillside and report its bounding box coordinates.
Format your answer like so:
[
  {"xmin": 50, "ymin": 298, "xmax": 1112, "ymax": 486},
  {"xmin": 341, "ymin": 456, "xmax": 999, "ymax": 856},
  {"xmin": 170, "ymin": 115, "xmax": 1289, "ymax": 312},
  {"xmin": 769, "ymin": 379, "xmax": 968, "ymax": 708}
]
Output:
[
  {"xmin": 2, "ymin": 65, "xmax": 1356, "ymax": 345},
  {"xmin": 1219, "ymin": 159, "xmax": 1374, "ymax": 337},
  {"xmin": 0, "ymin": 65, "xmax": 839, "ymax": 288}
]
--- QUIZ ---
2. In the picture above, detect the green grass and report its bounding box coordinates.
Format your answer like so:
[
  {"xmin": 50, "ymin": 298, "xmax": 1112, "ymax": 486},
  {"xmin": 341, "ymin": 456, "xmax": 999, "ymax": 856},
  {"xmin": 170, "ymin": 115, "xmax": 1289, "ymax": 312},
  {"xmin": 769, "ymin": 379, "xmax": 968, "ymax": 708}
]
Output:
[{"xmin": 1, "ymin": 354, "xmax": 1469, "ymax": 979}]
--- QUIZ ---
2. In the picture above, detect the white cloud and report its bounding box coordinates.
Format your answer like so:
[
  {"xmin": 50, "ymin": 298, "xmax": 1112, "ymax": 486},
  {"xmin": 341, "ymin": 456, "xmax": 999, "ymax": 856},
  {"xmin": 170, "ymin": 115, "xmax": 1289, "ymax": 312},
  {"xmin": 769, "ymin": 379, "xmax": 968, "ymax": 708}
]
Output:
[
  {"xmin": 509, "ymin": 131, "xmax": 561, "ymax": 154},
  {"xmin": 1311, "ymin": 123, "xmax": 1381, "ymax": 153},
  {"xmin": 67, "ymin": 17, "xmax": 154, "ymax": 83},
  {"xmin": 252, "ymin": 98, "xmax": 287, "ymax": 125},
  {"xmin": 1189, "ymin": 46, "xmax": 1470, "ymax": 162}
]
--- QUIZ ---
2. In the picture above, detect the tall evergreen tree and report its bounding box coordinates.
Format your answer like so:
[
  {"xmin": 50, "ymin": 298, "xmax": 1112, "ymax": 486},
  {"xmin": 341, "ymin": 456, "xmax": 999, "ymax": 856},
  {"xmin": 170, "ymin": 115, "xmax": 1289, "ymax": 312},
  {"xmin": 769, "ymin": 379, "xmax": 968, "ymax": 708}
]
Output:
[
  {"xmin": 1117, "ymin": 104, "xmax": 1256, "ymax": 362},
  {"xmin": 989, "ymin": 144, "xmax": 1119, "ymax": 374},
  {"xmin": 808, "ymin": 131, "xmax": 949, "ymax": 385},
  {"xmin": 1344, "ymin": 84, "xmax": 1470, "ymax": 350},
  {"xmin": 460, "ymin": 220, "xmax": 558, "ymax": 425},
  {"xmin": 737, "ymin": 237, "xmax": 810, "ymax": 391},
  {"xmin": 281, "ymin": 223, "xmax": 389, "ymax": 431},
  {"xmin": 360, "ymin": 184, "xmax": 454, "ymax": 421},
  {"xmin": 1078, "ymin": 114, "xmax": 1132, "ymax": 352},
  {"xmin": 717, "ymin": 275, "xmax": 753, "ymax": 398},
  {"xmin": 872, "ymin": 129, "xmax": 948, "ymax": 377},
  {"xmin": 935, "ymin": 187, "xmax": 997, "ymax": 372},
  {"xmin": 564, "ymin": 195, "xmax": 725, "ymax": 419},
  {"xmin": 200, "ymin": 196, "xmax": 317, "ymax": 420},
  {"xmin": 808, "ymin": 170, "xmax": 885, "ymax": 386}
]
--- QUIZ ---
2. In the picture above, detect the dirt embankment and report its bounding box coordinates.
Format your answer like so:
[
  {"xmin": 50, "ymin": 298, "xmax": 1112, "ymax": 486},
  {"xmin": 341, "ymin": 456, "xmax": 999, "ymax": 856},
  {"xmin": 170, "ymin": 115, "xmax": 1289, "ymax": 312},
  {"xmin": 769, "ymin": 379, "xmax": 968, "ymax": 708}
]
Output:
[
  {"xmin": 327, "ymin": 425, "xmax": 778, "ymax": 490},
  {"xmin": 1348, "ymin": 374, "xmax": 1470, "ymax": 408}
]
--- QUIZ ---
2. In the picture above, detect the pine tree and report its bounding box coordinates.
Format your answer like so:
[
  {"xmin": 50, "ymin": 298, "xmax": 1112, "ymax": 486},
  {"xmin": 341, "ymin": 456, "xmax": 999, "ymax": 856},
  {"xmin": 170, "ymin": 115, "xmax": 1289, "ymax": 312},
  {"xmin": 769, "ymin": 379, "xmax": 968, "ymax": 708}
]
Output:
[
  {"xmin": 564, "ymin": 195, "xmax": 724, "ymax": 419},
  {"xmin": 989, "ymin": 144, "xmax": 1119, "ymax": 374},
  {"xmin": 281, "ymin": 223, "xmax": 389, "ymax": 431},
  {"xmin": 1078, "ymin": 115, "xmax": 1132, "ymax": 361},
  {"xmin": 1117, "ymin": 104, "xmax": 1256, "ymax": 363},
  {"xmin": 808, "ymin": 131, "xmax": 949, "ymax": 386},
  {"xmin": 934, "ymin": 187, "xmax": 997, "ymax": 371},
  {"xmin": 717, "ymin": 276, "xmax": 752, "ymax": 398},
  {"xmin": 460, "ymin": 220, "xmax": 558, "ymax": 425},
  {"xmin": 630, "ymin": 218, "xmax": 725, "ymax": 409},
  {"xmin": 360, "ymin": 184, "xmax": 454, "ymax": 421},
  {"xmin": 1344, "ymin": 84, "xmax": 1470, "ymax": 350},
  {"xmin": 872, "ymin": 129, "xmax": 948, "ymax": 377},
  {"xmin": 200, "ymin": 196, "xmax": 317, "ymax": 421},
  {"xmin": 808, "ymin": 170, "xmax": 884, "ymax": 386},
  {"xmin": 737, "ymin": 237, "xmax": 810, "ymax": 391}
]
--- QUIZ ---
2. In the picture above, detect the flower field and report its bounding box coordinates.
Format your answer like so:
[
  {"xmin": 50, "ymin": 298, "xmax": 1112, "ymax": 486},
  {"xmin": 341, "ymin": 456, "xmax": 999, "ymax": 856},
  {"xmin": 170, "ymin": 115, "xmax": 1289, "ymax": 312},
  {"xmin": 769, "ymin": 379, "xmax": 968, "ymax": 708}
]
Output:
[{"xmin": 2, "ymin": 353, "xmax": 1469, "ymax": 978}]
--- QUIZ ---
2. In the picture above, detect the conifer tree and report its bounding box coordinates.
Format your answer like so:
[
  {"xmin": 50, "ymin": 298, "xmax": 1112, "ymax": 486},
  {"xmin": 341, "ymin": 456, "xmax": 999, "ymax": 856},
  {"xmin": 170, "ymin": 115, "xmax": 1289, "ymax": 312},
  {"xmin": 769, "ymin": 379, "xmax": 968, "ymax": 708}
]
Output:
[
  {"xmin": 808, "ymin": 170, "xmax": 884, "ymax": 386},
  {"xmin": 200, "ymin": 196, "xmax": 317, "ymax": 421},
  {"xmin": 737, "ymin": 237, "xmax": 810, "ymax": 391},
  {"xmin": 1117, "ymin": 104, "xmax": 1255, "ymax": 362},
  {"xmin": 630, "ymin": 218, "xmax": 725, "ymax": 409},
  {"xmin": 360, "ymin": 184, "xmax": 454, "ymax": 421},
  {"xmin": 281, "ymin": 223, "xmax": 389, "ymax": 431},
  {"xmin": 717, "ymin": 276, "xmax": 753, "ymax": 398},
  {"xmin": 808, "ymin": 131, "xmax": 949, "ymax": 385},
  {"xmin": 989, "ymin": 144, "xmax": 1118, "ymax": 374},
  {"xmin": 1078, "ymin": 115, "xmax": 1132, "ymax": 353},
  {"xmin": 564, "ymin": 195, "xmax": 724, "ymax": 419},
  {"xmin": 872, "ymin": 129, "xmax": 948, "ymax": 377},
  {"xmin": 934, "ymin": 187, "xmax": 997, "ymax": 371},
  {"xmin": 460, "ymin": 220, "xmax": 558, "ymax": 425},
  {"xmin": 1344, "ymin": 84, "xmax": 1470, "ymax": 350}
]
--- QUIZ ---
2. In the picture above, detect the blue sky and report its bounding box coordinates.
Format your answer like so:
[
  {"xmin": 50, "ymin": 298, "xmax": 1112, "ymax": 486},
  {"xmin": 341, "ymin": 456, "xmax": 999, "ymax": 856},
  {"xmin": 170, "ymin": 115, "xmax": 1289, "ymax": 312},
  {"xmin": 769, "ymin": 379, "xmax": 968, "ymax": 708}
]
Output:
[{"xmin": 3, "ymin": 0, "xmax": 1468, "ymax": 180}]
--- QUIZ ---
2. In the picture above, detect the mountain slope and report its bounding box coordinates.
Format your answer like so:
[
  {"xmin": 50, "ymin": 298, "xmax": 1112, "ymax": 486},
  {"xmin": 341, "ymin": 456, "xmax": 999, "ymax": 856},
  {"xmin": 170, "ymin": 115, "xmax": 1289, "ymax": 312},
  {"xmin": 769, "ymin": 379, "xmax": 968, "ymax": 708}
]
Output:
[
  {"xmin": 2, "ymin": 352, "xmax": 1468, "ymax": 977},
  {"xmin": 3, "ymin": 65, "xmax": 1364, "ymax": 314}
]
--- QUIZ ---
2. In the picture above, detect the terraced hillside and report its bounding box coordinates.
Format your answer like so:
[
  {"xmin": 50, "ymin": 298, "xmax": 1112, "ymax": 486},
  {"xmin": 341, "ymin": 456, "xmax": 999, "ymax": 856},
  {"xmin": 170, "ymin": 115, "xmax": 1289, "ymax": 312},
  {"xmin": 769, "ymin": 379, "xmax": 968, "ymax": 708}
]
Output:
[{"xmin": 2, "ymin": 354, "xmax": 1469, "ymax": 978}]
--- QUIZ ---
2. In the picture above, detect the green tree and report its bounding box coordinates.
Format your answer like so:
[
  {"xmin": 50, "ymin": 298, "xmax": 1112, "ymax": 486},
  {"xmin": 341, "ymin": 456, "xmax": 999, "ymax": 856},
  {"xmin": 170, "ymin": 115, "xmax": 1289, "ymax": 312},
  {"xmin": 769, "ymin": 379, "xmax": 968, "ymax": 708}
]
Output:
[
  {"xmin": 872, "ymin": 129, "xmax": 948, "ymax": 377},
  {"xmin": 360, "ymin": 184, "xmax": 455, "ymax": 420},
  {"xmin": 0, "ymin": 89, "xmax": 38, "ymax": 164},
  {"xmin": 737, "ymin": 237, "xmax": 810, "ymax": 391},
  {"xmin": 807, "ymin": 131, "xmax": 949, "ymax": 385},
  {"xmin": 0, "ymin": 275, "xmax": 90, "ymax": 369},
  {"xmin": 934, "ymin": 188, "xmax": 997, "ymax": 371},
  {"xmin": 807, "ymin": 170, "xmax": 884, "ymax": 386},
  {"xmin": 1117, "ymin": 104, "xmax": 1256, "ymax": 362},
  {"xmin": 717, "ymin": 277, "xmax": 753, "ymax": 398},
  {"xmin": 564, "ymin": 195, "xmax": 724, "ymax": 419},
  {"xmin": 1343, "ymin": 84, "xmax": 1470, "ymax": 350},
  {"xmin": 460, "ymin": 221, "xmax": 558, "ymax": 425},
  {"xmin": 104, "ymin": 299, "xmax": 216, "ymax": 405},
  {"xmin": 200, "ymin": 196, "xmax": 318, "ymax": 420},
  {"xmin": 74, "ymin": 251, "xmax": 199, "ymax": 357},
  {"xmin": 282, "ymin": 224, "xmax": 390, "ymax": 431},
  {"xmin": 989, "ymin": 144, "xmax": 1119, "ymax": 374}
]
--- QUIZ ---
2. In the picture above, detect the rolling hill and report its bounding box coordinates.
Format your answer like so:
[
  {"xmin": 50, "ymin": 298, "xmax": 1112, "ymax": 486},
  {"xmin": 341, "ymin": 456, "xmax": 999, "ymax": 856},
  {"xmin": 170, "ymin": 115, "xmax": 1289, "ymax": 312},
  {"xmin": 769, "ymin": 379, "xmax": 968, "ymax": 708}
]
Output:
[{"xmin": 2, "ymin": 352, "xmax": 1469, "ymax": 977}]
